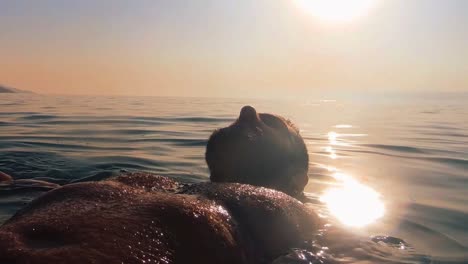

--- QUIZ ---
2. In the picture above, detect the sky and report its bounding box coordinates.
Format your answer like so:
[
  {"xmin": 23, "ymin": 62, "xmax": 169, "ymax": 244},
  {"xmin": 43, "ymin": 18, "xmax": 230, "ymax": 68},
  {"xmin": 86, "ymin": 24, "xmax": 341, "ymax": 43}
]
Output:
[{"xmin": 1, "ymin": 0, "xmax": 467, "ymax": 98}]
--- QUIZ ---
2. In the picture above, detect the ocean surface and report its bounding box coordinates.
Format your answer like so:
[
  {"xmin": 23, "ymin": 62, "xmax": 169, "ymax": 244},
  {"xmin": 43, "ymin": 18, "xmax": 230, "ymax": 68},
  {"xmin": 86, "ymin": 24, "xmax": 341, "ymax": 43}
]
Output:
[{"xmin": 0, "ymin": 93, "xmax": 467, "ymax": 263}]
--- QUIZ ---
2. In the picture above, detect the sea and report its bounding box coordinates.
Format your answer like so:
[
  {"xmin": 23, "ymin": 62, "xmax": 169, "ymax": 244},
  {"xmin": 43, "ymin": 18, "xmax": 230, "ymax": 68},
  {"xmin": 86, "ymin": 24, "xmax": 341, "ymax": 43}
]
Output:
[{"xmin": 0, "ymin": 93, "xmax": 467, "ymax": 263}]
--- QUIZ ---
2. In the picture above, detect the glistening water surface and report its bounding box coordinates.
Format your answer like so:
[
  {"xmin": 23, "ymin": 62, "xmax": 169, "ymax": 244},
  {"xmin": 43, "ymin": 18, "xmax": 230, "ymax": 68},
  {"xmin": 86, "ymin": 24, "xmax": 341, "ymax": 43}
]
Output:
[{"xmin": 0, "ymin": 93, "xmax": 467, "ymax": 263}]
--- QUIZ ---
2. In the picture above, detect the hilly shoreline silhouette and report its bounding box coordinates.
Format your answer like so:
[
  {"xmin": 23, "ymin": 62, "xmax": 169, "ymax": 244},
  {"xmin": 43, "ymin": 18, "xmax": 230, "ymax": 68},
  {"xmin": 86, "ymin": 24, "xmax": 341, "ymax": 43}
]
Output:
[{"xmin": 0, "ymin": 85, "xmax": 32, "ymax": 93}]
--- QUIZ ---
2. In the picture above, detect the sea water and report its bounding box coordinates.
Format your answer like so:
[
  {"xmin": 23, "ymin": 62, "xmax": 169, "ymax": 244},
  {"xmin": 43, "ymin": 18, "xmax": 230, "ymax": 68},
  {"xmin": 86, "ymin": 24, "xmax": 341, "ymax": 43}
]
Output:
[{"xmin": 0, "ymin": 93, "xmax": 467, "ymax": 263}]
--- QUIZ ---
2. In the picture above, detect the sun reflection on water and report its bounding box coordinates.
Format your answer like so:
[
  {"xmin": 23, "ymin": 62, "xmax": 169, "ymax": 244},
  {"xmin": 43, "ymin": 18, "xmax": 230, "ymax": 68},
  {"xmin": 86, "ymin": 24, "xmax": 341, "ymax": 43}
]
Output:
[
  {"xmin": 320, "ymin": 172, "xmax": 385, "ymax": 227},
  {"xmin": 324, "ymin": 146, "xmax": 337, "ymax": 159},
  {"xmin": 327, "ymin": 131, "xmax": 338, "ymax": 145}
]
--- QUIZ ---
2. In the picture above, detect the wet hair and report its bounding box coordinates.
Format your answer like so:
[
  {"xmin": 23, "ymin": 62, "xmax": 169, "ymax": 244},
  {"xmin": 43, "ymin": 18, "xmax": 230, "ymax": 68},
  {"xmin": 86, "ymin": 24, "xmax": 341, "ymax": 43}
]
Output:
[{"xmin": 205, "ymin": 106, "xmax": 309, "ymax": 197}]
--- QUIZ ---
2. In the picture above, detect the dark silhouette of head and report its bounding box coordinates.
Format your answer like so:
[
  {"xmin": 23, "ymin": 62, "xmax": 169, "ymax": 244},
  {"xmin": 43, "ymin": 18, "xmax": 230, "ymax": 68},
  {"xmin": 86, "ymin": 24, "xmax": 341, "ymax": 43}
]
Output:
[{"xmin": 206, "ymin": 106, "xmax": 309, "ymax": 197}]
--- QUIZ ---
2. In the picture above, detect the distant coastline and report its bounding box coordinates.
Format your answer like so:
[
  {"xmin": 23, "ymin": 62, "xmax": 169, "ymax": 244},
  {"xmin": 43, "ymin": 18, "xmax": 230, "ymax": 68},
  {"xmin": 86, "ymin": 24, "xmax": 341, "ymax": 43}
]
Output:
[{"xmin": 0, "ymin": 85, "xmax": 33, "ymax": 93}]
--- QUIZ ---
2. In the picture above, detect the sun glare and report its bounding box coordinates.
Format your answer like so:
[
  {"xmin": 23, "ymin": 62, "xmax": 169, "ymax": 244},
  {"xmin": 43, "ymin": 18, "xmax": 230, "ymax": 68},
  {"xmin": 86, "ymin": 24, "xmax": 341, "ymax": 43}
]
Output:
[
  {"xmin": 295, "ymin": 0, "xmax": 376, "ymax": 23},
  {"xmin": 320, "ymin": 173, "xmax": 385, "ymax": 227}
]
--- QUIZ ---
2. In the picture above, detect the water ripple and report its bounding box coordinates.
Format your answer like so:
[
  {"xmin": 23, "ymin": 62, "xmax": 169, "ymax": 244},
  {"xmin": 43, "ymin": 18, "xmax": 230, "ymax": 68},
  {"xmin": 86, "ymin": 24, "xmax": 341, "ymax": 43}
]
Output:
[{"xmin": 0, "ymin": 94, "xmax": 467, "ymax": 263}]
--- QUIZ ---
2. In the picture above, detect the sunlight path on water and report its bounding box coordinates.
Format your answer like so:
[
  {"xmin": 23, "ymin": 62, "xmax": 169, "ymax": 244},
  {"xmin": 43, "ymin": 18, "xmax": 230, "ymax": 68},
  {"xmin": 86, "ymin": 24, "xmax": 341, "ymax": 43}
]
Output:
[
  {"xmin": 320, "ymin": 172, "xmax": 385, "ymax": 227},
  {"xmin": 320, "ymin": 129, "xmax": 385, "ymax": 227}
]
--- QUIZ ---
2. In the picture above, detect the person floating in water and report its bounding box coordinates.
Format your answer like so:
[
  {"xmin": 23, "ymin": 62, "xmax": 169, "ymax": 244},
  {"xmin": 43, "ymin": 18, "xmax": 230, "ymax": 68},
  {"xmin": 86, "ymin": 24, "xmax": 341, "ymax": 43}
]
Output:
[{"xmin": 0, "ymin": 106, "xmax": 319, "ymax": 264}]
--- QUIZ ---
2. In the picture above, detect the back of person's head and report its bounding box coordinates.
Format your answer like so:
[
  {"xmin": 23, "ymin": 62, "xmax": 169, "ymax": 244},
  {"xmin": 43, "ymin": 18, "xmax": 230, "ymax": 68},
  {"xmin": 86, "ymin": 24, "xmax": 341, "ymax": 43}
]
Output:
[{"xmin": 206, "ymin": 106, "xmax": 309, "ymax": 197}]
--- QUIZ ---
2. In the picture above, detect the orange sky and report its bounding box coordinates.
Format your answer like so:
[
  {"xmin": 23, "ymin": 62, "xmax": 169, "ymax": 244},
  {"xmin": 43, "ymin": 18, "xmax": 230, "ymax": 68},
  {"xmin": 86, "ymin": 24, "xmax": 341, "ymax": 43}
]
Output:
[{"xmin": 1, "ymin": 0, "xmax": 467, "ymax": 97}]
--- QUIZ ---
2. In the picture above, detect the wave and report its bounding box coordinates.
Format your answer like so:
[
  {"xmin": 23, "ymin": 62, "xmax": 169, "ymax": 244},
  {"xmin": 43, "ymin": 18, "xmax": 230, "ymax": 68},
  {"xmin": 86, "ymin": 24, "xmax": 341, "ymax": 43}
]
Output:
[{"xmin": 361, "ymin": 144, "xmax": 427, "ymax": 154}]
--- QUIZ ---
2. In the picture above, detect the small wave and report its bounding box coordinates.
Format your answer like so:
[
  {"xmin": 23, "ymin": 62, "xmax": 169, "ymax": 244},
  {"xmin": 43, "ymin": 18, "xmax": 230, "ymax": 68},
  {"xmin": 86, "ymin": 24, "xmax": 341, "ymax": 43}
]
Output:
[
  {"xmin": 342, "ymin": 148, "xmax": 468, "ymax": 170},
  {"xmin": 371, "ymin": 235, "xmax": 408, "ymax": 247},
  {"xmin": 171, "ymin": 117, "xmax": 234, "ymax": 123},
  {"xmin": 396, "ymin": 217, "xmax": 468, "ymax": 255},
  {"xmin": 407, "ymin": 203, "xmax": 468, "ymax": 236},
  {"xmin": 410, "ymin": 124, "xmax": 463, "ymax": 131},
  {"xmin": 132, "ymin": 138, "xmax": 207, "ymax": 147},
  {"xmin": 10, "ymin": 115, "xmax": 234, "ymax": 127},
  {"xmin": 86, "ymin": 155, "xmax": 194, "ymax": 169},
  {"xmin": 17, "ymin": 114, "xmax": 58, "ymax": 120},
  {"xmin": 423, "ymin": 131, "xmax": 468, "ymax": 139},
  {"xmin": 423, "ymin": 157, "xmax": 468, "ymax": 170},
  {"xmin": 8, "ymin": 141, "xmax": 135, "ymax": 152},
  {"xmin": 362, "ymin": 144, "xmax": 427, "ymax": 154},
  {"xmin": 0, "ymin": 112, "xmax": 39, "ymax": 116}
]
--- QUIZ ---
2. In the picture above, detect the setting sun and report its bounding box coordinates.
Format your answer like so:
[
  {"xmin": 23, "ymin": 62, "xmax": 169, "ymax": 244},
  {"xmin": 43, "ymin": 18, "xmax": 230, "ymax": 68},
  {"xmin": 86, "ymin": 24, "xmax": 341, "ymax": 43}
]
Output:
[{"xmin": 295, "ymin": 0, "xmax": 377, "ymax": 22}]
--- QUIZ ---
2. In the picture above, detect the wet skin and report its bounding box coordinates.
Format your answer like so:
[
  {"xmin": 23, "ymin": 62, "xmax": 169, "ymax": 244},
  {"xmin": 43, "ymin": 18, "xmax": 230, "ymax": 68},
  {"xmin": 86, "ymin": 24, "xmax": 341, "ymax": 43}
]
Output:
[
  {"xmin": 0, "ymin": 173, "xmax": 318, "ymax": 264},
  {"xmin": 0, "ymin": 106, "xmax": 316, "ymax": 263}
]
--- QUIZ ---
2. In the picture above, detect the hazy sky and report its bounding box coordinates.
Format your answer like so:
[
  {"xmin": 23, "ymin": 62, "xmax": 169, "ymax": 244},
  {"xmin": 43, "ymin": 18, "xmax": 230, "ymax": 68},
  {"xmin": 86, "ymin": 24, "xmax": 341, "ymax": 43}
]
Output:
[{"xmin": 1, "ymin": 0, "xmax": 467, "ymax": 97}]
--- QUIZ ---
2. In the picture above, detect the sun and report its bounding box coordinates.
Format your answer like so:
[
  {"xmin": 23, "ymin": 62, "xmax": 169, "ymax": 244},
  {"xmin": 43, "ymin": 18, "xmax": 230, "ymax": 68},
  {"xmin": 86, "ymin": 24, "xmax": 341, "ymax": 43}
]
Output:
[{"xmin": 295, "ymin": 0, "xmax": 377, "ymax": 23}]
